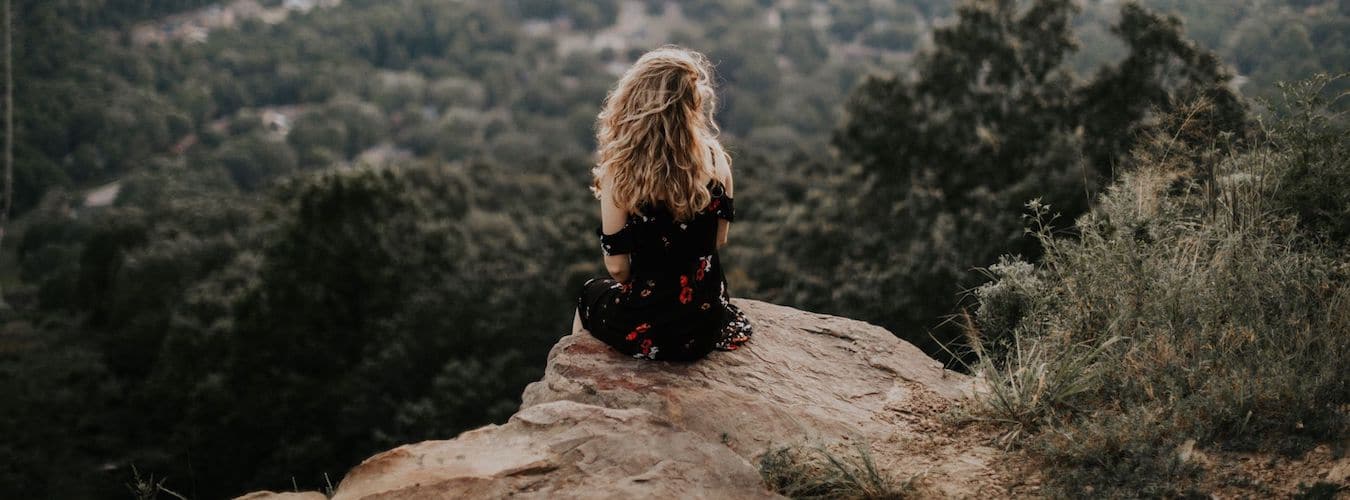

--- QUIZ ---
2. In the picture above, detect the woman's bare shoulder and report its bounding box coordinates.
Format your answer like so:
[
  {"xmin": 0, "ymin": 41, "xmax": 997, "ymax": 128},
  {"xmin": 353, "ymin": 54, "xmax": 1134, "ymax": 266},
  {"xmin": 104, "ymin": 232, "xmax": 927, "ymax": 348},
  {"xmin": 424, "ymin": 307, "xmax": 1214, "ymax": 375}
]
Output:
[{"xmin": 714, "ymin": 148, "xmax": 733, "ymax": 197}]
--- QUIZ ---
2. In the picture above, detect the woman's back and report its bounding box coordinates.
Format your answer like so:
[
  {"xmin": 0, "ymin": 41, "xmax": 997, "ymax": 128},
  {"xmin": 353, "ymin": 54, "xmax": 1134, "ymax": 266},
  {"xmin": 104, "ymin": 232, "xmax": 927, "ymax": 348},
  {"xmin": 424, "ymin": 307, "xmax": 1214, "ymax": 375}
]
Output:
[
  {"xmin": 619, "ymin": 180, "xmax": 729, "ymax": 281},
  {"xmin": 574, "ymin": 45, "xmax": 752, "ymax": 362},
  {"xmin": 578, "ymin": 178, "xmax": 750, "ymax": 361}
]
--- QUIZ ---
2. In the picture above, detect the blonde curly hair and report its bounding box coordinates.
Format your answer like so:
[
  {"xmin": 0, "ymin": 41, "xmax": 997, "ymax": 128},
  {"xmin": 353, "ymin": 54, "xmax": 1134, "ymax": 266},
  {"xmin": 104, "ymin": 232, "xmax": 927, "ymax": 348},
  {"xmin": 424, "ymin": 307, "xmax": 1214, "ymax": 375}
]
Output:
[{"xmin": 592, "ymin": 45, "xmax": 730, "ymax": 221}]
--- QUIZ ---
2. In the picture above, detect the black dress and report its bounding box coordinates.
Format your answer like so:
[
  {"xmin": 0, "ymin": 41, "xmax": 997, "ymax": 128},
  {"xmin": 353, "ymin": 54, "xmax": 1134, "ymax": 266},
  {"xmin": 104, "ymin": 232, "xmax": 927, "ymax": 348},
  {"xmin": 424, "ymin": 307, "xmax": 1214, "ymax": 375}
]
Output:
[{"xmin": 576, "ymin": 179, "xmax": 753, "ymax": 362}]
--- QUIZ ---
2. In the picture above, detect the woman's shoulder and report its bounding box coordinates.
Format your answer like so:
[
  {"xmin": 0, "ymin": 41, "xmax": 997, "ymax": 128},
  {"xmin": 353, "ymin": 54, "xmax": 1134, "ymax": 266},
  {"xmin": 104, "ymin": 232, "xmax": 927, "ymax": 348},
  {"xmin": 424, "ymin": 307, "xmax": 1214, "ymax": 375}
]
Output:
[{"xmin": 706, "ymin": 145, "xmax": 733, "ymax": 198}]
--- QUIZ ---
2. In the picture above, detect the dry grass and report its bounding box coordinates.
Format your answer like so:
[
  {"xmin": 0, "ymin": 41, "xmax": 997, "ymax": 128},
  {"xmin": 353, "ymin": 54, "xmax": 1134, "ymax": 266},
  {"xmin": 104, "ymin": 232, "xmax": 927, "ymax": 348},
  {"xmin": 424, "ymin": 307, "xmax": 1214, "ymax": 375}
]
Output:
[
  {"xmin": 758, "ymin": 443, "xmax": 918, "ymax": 500},
  {"xmin": 960, "ymin": 75, "xmax": 1350, "ymax": 495}
]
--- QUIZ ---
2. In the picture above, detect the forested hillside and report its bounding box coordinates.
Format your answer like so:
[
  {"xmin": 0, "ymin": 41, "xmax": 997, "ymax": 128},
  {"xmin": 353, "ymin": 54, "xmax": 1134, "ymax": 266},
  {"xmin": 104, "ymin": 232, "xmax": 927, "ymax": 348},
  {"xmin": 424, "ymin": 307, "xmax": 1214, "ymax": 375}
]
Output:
[{"xmin": 0, "ymin": 0, "xmax": 1344, "ymax": 498}]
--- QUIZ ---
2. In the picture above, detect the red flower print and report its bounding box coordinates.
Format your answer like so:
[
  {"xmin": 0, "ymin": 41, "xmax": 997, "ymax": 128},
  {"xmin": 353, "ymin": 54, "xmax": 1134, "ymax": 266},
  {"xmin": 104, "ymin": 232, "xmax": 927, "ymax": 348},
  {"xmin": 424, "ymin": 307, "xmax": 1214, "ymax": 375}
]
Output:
[
  {"xmin": 680, "ymin": 275, "xmax": 689, "ymax": 287},
  {"xmin": 679, "ymin": 287, "xmax": 693, "ymax": 304},
  {"xmin": 696, "ymin": 268, "xmax": 705, "ymax": 281},
  {"xmin": 709, "ymin": 199, "xmax": 720, "ymax": 211},
  {"xmin": 636, "ymin": 323, "xmax": 651, "ymax": 333},
  {"xmin": 625, "ymin": 331, "xmax": 638, "ymax": 341},
  {"xmin": 640, "ymin": 338, "xmax": 653, "ymax": 355}
]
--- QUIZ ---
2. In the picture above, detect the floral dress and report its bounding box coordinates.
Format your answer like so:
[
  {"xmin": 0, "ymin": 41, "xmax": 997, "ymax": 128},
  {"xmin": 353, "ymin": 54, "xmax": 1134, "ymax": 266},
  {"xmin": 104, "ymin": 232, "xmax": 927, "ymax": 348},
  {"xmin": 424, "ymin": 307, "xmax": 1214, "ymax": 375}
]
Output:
[{"xmin": 576, "ymin": 179, "xmax": 753, "ymax": 362}]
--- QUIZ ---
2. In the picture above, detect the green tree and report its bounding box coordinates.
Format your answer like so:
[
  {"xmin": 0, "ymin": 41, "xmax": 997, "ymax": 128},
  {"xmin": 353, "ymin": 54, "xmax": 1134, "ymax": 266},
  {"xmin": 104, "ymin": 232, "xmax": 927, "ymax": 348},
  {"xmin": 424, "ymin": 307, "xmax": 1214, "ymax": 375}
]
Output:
[
  {"xmin": 814, "ymin": 0, "xmax": 1246, "ymax": 361},
  {"xmin": 217, "ymin": 132, "xmax": 298, "ymax": 190},
  {"xmin": 828, "ymin": 2, "xmax": 875, "ymax": 41},
  {"xmin": 1076, "ymin": 3, "xmax": 1248, "ymax": 170},
  {"xmin": 129, "ymin": 160, "xmax": 593, "ymax": 495},
  {"xmin": 780, "ymin": 16, "xmax": 829, "ymax": 71}
]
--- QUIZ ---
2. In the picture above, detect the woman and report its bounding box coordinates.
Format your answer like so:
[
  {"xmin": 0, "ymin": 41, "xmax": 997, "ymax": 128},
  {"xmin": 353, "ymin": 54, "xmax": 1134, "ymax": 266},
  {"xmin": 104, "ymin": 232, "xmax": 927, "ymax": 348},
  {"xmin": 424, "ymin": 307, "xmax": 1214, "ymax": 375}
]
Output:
[{"xmin": 573, "ymin": 46, "xmax": 753, "ymax": 362}]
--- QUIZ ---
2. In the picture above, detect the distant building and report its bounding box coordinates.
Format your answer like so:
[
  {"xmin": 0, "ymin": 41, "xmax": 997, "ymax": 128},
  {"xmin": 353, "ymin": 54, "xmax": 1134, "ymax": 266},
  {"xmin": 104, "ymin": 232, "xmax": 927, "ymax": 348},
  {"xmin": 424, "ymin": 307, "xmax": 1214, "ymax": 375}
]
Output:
[{"xmin": 261, "ymin": 108, "xmax": 296, "ymax": 135}]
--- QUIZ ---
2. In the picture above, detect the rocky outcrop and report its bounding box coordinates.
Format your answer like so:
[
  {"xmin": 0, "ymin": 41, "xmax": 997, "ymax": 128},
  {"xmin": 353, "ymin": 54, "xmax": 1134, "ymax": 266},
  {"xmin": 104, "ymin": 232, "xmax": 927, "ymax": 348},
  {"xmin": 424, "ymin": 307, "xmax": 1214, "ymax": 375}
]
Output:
[
  {"xmin": 244, "ymin": 299, "xmax": 1020, "ymax": 499},
  {"xmin": 330, "ymin": 401, "xmax": 774, "ymax": 499},
  {"xmin": 521, "ymin": 300, "xmax": 973, "ymax": 460}
]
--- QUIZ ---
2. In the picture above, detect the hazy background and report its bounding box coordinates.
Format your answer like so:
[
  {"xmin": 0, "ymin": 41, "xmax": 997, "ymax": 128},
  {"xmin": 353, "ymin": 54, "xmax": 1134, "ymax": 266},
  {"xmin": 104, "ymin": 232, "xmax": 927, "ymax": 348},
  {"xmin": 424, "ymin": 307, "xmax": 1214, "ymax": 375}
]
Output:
[{"xmin": 0, "ymin": 0, "xmax": 1344, "ymax": 497}]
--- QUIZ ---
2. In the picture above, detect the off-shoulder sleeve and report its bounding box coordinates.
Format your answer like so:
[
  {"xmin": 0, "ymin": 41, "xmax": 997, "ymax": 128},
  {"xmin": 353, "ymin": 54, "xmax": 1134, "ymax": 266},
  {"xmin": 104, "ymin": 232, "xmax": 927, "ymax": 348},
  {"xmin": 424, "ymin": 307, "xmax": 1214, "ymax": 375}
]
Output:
[
  {"xmin": 709, "ymin": 182, "xmax": 736, "ymax": 222},
  {"xmin": 596, "ymin": 225, "xmax": 635, "ymax": 256}
]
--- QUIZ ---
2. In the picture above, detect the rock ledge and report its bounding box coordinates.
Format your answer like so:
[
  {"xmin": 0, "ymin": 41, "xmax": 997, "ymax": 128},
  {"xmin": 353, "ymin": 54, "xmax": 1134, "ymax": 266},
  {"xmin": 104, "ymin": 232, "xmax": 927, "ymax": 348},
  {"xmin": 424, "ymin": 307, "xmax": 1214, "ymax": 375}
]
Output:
[{"xmin": 241, "ymin": 299, "xmax": 1013, "ymax": 499}]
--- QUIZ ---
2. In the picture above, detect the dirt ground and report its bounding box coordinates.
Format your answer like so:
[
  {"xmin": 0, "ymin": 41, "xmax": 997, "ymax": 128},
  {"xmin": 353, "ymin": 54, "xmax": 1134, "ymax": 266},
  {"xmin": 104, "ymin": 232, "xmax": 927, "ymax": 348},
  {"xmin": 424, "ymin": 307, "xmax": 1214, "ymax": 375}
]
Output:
[{"xmin": 860, "ymin": 382, "xmax": 1347, "ymax": 498}]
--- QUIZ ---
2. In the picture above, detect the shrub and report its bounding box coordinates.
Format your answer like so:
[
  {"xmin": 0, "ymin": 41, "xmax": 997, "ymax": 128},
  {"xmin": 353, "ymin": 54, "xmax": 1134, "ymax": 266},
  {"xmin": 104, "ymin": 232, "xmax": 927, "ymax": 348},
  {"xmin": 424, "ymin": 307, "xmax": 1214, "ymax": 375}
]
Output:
[
  {"xmin": 965, "ymin": 80, "xmax": 1350, "ymax": 494},
  {"xmin": 1267, "ymin": 74, "xmax": 1350, "ymax": 246},
  {"xmin": 969, "ymin": 256, "xmax": 1044, "ymax": 362}
]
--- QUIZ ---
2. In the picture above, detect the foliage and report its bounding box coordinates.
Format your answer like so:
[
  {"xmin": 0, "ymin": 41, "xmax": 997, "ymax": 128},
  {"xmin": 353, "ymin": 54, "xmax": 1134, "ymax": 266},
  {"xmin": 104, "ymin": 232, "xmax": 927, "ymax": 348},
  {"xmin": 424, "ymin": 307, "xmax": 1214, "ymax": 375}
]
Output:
[
  {"xmin": 1076, "ymin": 2, "xmax": 1249, "ymax": 169},
  {"xmin": 968, "ymin": 257, "xmax": 1042, "ymax": 360},
  {"xmin": 759, "ymin": 443, "xmax": 915, "ymax": 500},
  {"xmin": 1267, "ymin": 74, "xmax": 1350, "ymax": 244},
  {"xmin": 1098, "ymin": 0, "xmax": 1348, "ymax": 104},
  {"xmin": 3, "ymin": 158, "xmax": 595, "ymax": 496},
  {"xmin": 1033, "ymin": 407, "xmax": 1206, "ymax": 497},
  {"xmin": 11, "ymin": 0, "xmax": 907, "ymax": 216},
  {"xmin": 965, "ymin": 86, "xmax": 1349, "ymax": 495},
  {"xmin": 0, "ymin": 0, "xmax": 1343, "ymax": 497},
  {"xmin": 7, "ymin": 0, "xmax": 905, "ymax": 495},
  {"xmin": 786, "ymin": 0, "xmax": 1248, "ymax": 361},
  {"xmin": 134, "ymin": 160, "xmax": 592, "ymax": 494},
  {"xmin": 125, "ymin": 465, "xmax": 187, "ymax": 500},
  {"xmin": 0, "ymin": 327, "xmax": 123, "ymax": 498}
]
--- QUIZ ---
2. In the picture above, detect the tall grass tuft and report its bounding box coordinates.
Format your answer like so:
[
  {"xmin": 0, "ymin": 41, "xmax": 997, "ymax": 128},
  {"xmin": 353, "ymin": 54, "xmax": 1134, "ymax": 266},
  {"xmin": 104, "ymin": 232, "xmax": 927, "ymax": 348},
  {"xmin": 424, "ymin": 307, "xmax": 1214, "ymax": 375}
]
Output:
[
  {"xmin": 962, "ymin": 74, "xmax": 1350, "ymax": 496},
  {"xmin": 759, "ymin": 443, "xmax": 917, "ymax": 500},
  {"xmin": 125, "ymin": 465, "xmax": 188, "ymax": 500}
]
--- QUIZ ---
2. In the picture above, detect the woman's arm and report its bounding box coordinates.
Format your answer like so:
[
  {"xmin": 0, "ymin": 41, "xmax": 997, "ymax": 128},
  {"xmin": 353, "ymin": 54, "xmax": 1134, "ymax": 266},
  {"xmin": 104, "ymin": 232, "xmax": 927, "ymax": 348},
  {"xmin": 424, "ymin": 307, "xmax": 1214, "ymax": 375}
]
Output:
[
  {"xmin": 715, "ymin": 211, "xmax": 731, "ymax": 249},
  {"xmin": 715, "ymin": 150, "xmax": 733, "ymax": 249},
  {"xmin": 599, "ymin": 172, "xmax": 631, "ymax": 282}
]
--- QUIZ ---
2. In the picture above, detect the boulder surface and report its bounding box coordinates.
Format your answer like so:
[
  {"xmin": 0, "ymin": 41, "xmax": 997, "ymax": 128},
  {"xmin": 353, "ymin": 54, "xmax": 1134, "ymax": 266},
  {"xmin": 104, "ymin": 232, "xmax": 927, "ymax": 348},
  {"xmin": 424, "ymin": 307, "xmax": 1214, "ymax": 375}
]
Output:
[
  {"xmin": 523, "ymin": 299, "xmax": 974, "ymax": 456},
  {"xmin": 244, "ymin": 299, "xmax": 1022, "ymax": 499},
  {"xmin": 329, "ymin": 400, "xmax": 775, "ymax": 499},
  {"xmin": 521, "ymin": 299, "xmax": 1010, "ymax": 497}
]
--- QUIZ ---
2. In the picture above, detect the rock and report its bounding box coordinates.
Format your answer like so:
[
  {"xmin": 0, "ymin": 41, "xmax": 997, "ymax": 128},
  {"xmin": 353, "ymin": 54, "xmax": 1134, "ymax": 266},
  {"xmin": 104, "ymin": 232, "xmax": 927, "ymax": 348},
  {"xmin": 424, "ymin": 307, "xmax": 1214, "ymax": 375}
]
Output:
[
  {"xmin": 522, "ymin": 299, "xmax": 1001, "ymax": 497},
  {"xmin": 1328, "ymin": 458, "xmax": 1350, "ymax": 484},
  {"xmin": 234, "ymin": 492, "xmax": 327, "ymax": 500},
  {"xmin": 241, "ymin": 299, "xmax": 1006, "ymax": 499},
  {"xmin": 329, "ymin": 400, "xmax": 776, "ymax": 500},
  {"xmin": 522, "ymin": 300, "xmax": 974, "ymax": 457}
]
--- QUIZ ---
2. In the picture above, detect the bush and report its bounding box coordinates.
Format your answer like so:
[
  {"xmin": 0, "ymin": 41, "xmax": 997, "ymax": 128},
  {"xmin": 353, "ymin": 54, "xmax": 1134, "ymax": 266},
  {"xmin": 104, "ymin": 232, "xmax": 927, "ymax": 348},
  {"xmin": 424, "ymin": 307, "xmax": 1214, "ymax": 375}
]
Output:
[
  {"xmin": 1267, "ymin": 74, "xmax": 1350, "ymax": 246},
  {"xmin": 1033, "ymin": 406, "xmax": 1205, "ymax": 498},
  {"xmin": 969, "ymin": 256, "xmax": 1043, "ymax": 362},
  {"xmin": 965, "ymin": 83, "xmax": 1350, "ymax": 494}
]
